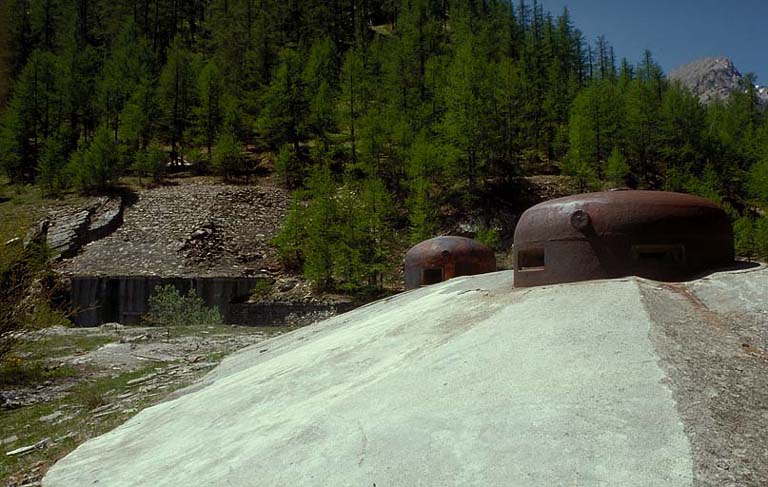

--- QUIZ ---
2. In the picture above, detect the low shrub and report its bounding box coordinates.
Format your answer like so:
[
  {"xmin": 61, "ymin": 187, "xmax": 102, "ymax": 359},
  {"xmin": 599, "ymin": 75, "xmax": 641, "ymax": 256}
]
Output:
[{"xmin": 144, "ymin": 285, "xmax": 222, "ymax": 328}]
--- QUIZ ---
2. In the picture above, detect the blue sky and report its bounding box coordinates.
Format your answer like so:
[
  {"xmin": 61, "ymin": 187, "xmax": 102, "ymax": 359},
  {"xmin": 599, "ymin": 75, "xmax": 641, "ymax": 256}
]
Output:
[{"xmin": 539, "ymin": 0, "xmax": 768, "ymax": 82}]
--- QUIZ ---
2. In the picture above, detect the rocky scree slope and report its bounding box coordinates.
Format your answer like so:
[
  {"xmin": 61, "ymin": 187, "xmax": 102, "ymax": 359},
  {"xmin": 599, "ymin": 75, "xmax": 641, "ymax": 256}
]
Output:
[
  {"xmin": 58, "ymin": 179, "xmax": 290, "ymax": 278},
  {"xmin": 669, "ymin": 57, "xmax": 768, "ymax": 105}
]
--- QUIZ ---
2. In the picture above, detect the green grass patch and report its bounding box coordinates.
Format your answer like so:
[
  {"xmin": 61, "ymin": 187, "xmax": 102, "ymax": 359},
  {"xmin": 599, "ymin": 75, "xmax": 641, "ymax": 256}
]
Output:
[
  {"xmin": 0, "ymin": 363, "xmax": 169, "ymax": 483},
  {"xmin": 0, "ymin": 177, "xmax": 88, "ymax": 229},
  {"xmin": 0, "ymin": 318, "xmax": 290, "ymax": 482},
  {"xmin": 0, "ymin": 359, "xmax": 78, "ymax": 388},
  {"xmin": 14, "ymin": 334, "xmax": 115, "ymax": 361}
]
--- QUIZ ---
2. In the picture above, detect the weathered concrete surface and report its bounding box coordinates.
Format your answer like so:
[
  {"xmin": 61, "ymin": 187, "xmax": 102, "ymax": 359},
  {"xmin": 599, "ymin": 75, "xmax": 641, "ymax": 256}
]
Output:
[
  {"xmin": 44, "ymin": 271, "xmax": 698, "ymax": 486},
  {"xmin": 641, "ymin": 264, "xmax": 768, "ymax": 486}
]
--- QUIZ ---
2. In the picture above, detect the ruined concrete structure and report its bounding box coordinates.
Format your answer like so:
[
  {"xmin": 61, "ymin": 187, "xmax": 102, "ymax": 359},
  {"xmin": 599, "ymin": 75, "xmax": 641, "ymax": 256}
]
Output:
[
  {"xmin": 70, "ymin": 276, "xmax": 262, "ymax": 326},
  {"xmin": 513, "ymin": 190, "xmax": 734, "ymax": 287},
  {"xmin": 69, "ymin": 276, "xmax": 348, "ymax": 327},
  {"xmin": 404, "ymin": 236, "xmax": 496, "ymax": 290}
]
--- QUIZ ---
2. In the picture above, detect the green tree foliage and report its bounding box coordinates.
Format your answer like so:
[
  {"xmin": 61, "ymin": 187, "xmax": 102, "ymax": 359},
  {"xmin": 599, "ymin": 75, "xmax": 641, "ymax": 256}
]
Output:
[
  {"xmin": 622, "ymin": 51, "xmax": 666, "ymax": 186},
  {"xmin": 97, "ymin": 20, "xmax": 152, "ymax": 142},
  {"xmin": 4, "ymin": 0, "xmax": 768, "ymax": 271},
  {"xmin": 297, "ymin": 164, "xmax": 337, "ymax": 288},
  {"xmin": 120, "ymin": 79, "xmax": 157, "ymax": 151},
  {"xmin": 566, "ymin": 78, "xmax": 623, "ymax": 181},
  {"xmin": 132, "ymin": 138, "xmax": 166, "ymax": 182},
  {"xmin": 340, "ymin": 47, "xmax": 364, "ymax": 166},
  {"xmin": 0, "ymin": 50, "xmax": 65, "ymax": 182},
  {"xmin": 405, "ymin": 132, "xmax": 455, "ymax": 242},
  {"xmin": 37, "ymin": 133, "xmax": 70, "ymax": 194},
  {"xmin": 271, "ymin": 196, "xmax": 306, "ymax": 271},
  {"xmin": 212, "ymin": 129, "xmax": 245, "ymax": 179},
  {"xmin": 605, "ymin": 147, "xmax": 629, "ymax": 188},
  {"xmin": 757, "ymin": 218, "xmax": 768, "ymax": 261},
  {"xmin": 275, "ymin": 144, "xmax": 302, "ymax": 187},
  {"xmin": 29, "ymin": 0, "xmax": 64, "ymax": 51},
  {"xmin": 68, "ymin": 124, "xmax": 119, "ymax": 191},
  {"xmin": 734, "ymin": 215, "xmax": 768, "ymax": 262},
  {"xmin": 748, "ymin": 159, "xmax": 768, "ymax": 201},
  {"xmin": 335, "ymin": 177, "xmax": 393, "ymax": 289},
  {"xmin": 257, "ymin": 48, "xmax": 308, "ymax": 153},
  {"xmin": 158, "ymin": 37, "xmax": 196, "ymax": 163},
  {"xmin": 0, "ymin": 0, "xmax": 19, "ymax": 104},
  {"xmin": 659, "ymin": 83, "xmax": 706, "ymax": 190},
  {"xmin": 274, "ymin": 164, "xmax": 392, "ymax": 291},
  {"xmin": 194, "ymin": 60, "xmax": 223, "ymax": 158},
  {"xmin": 476, "ymin": 225, "xmax": 501, "ymax": 250},
  {"xmin": 438, "ymin": 28, "xmax": 494, "ymax": 199},
  {"xmin": 303, "ymin": 38, "xmax": 339, "ymax": 148}
]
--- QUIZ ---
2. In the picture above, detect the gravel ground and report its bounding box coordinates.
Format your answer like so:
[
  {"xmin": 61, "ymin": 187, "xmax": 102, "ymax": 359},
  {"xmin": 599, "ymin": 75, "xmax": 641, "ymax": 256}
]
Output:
[{"xmin": 58, "ymin": 178, "xmax": 290, "ymax": 278}]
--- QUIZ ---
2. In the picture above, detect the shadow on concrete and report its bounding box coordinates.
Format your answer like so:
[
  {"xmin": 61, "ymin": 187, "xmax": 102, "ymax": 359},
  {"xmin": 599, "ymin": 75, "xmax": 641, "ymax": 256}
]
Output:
[{"xmin": 682, "ymin": 260, "xmax": 763, "ymax": 282}]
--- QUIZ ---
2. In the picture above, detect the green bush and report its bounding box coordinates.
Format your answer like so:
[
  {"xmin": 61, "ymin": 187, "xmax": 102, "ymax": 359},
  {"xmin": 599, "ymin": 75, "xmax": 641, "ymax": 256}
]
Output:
[
  {"xmin": 37, "ymin": 134, "xmax": 70, "ymax": 195},
  {"xmin": 212, "ymin": 130, "xmax": 246, "ymax": 179},
  {"xmin": 144, "ymin": 285, "xmax": 222, "ymax": 328},
  {"xmin": 476, "ymin": 225, "xmax": 501, "ymax": 250},
  {"xmin": 275, "ymin": 144, "xmax": 303, "ymax": 187},
  {"xmin": 755, "ymin": 217, "xmax": 768, "ymax": 261},
  {"xmin": 734, "ymin": 215, "xmax": 768, "ymax": 262},
  {"xmin": 1, "ymin": 222, "xmax": 68, "ymax": 362},
  {"xmin": 605, "ymin": 148, "xmax": 629, "ymax": 188},
  {"xmin": 132, "ymin": 139, "xmax": 166, "ymax": 181}
]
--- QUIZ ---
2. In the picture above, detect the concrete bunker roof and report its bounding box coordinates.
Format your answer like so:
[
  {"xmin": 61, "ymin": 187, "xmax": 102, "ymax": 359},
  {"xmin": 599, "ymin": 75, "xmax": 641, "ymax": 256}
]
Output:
[{"xmin": 43, "ymin": 266, "xmax": 768, "ymax": 486}]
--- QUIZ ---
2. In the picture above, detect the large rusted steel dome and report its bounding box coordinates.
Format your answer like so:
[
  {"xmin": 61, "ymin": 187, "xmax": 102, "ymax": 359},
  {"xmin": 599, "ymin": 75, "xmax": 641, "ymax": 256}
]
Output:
[
  {"xmin": 513, "ymin": 190, "xmax": 734, "ymax": 287},
  {"xmin": 404, "ymin": 236, "xmax": 497, "ymax": 290}
]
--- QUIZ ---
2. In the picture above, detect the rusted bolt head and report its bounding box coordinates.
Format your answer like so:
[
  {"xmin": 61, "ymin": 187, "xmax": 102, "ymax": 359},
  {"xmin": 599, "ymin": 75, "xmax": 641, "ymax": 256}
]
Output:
[{"xmin": 570, "ymin": 210, "xmax": 591, "ymax": 231}]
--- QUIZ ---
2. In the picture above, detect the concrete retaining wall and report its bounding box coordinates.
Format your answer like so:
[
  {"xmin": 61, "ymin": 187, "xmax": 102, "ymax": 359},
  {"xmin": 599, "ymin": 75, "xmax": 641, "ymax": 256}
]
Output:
[{"xmin": 70, "ymin": 276, "xmax": 349, "ymax": 327}]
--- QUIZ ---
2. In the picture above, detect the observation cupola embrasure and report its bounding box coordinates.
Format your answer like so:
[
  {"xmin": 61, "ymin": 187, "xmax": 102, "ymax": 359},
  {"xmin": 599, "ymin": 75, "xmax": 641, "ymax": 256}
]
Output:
[
  {"xmin": 404, "ymin": 236, "xmax": 497, "ymax": 290},
  {"xmin": 513, "ymin": 190, "xmax": 734, "ymax": 287}
]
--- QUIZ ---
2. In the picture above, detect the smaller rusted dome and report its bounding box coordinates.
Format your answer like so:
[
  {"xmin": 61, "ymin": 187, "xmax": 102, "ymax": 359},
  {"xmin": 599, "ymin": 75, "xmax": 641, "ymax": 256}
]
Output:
[
  {"xmin": 513, "ymin": 190, "xmax": 734, "ymax": 287},
  {"xmin": 404, "ymin": 236, "xmax": 496, "ymax": 290}
]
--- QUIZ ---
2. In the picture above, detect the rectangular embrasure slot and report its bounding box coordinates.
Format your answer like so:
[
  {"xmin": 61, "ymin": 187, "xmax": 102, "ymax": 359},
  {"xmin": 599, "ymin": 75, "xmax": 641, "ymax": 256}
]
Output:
[
  {"xmin": 517, "ymin": 248, "xmax": 545, "ymax": 271},
  {"xmin": 421, "ymin": 268, "xmax": 444, "ymax": 285},
  {"xmin": 631, "ymin": 244, "xmax": 686, "ymax": 265}
]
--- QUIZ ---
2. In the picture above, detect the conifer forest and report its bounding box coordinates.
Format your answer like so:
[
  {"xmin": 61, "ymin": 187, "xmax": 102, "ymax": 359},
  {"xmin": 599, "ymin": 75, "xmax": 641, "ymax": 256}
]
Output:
[{"xmin": 1, "ymin": 0, "xmax": 768, "ymax": 290}]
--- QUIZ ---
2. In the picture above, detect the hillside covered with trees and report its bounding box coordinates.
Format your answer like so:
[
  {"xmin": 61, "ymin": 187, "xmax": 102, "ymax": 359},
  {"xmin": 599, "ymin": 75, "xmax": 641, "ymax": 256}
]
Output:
[{"xmin": 1, "ymin": 0, "xmax": 767, "ymax": 291}]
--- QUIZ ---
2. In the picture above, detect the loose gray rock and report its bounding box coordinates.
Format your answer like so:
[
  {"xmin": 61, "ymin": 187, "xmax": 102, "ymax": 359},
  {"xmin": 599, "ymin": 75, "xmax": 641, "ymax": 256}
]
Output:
[{"xmin": 58, "ymin": 181, "xmax": 289, "ymax": 278}]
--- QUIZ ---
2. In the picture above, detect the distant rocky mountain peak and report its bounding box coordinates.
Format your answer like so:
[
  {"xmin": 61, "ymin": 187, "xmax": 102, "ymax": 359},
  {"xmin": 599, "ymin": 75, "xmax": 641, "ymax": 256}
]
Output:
[{"xmin": 669, "ymin": 57, "xmax": 768, "ymax": 105}]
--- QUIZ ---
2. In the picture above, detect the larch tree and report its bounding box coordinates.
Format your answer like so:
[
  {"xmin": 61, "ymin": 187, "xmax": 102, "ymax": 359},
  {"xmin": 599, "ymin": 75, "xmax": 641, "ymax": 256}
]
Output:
[{"xmin": 158, "ymin": 36, "xmax": 196, "ymax": 164}]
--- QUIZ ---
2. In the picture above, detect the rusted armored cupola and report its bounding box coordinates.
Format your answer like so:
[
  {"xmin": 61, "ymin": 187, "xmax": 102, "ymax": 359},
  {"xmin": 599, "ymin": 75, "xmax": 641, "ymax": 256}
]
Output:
[
  {"xmin": 404, "ymin": 236, "xmax": 497, "ymax": 290},
  {"xmin": 513, "ymin": 190, "xmax": 735, "ymax": 287}
]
